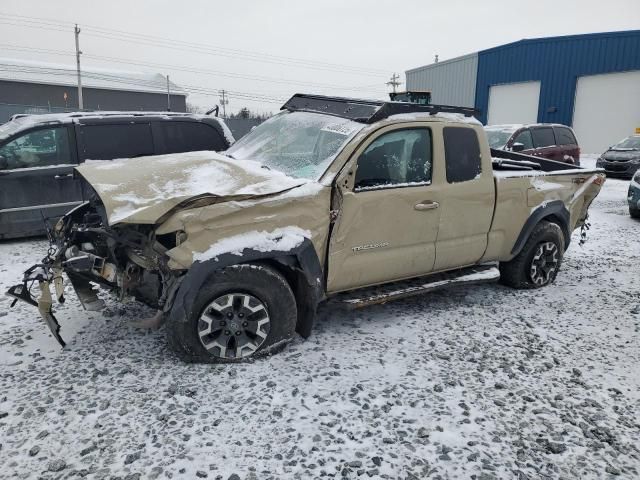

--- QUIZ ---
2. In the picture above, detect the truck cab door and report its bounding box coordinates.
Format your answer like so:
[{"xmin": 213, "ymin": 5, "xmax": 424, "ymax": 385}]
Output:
[
  {"xmin": 327, "ymin": 125, "xmax": 443, "ymax": 293},
  {"xmin": 0, "ymin": 126, "xmax": 82, "ymax": 239},
  {"xmin": 433, "ymin": 126, "xmax": 495, "ymax": 271}
]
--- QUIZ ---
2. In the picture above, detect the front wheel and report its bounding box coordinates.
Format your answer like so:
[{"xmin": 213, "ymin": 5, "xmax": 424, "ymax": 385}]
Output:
[
  {"xmin": 630, "ymin": 206, "xmax": 640, "ymax": 219},
  {"xmin": 499, "ymin": 221, "xmax": 565, "ymax": 289},
  {"xmin": 167, "ymin": 263, "xmax": 297, "ymax": 363}
]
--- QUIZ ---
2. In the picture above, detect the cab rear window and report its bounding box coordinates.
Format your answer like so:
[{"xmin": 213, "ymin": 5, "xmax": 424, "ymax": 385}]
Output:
[{"xmin": 443, "ymin": 127, "xmax": 481, "ymax": 183}]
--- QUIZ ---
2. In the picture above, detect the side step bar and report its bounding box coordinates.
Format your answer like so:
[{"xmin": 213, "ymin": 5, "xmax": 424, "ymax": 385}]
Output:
[{"xmin": 329, "ymin": 265, "xmax": 500, "ymax": 309}]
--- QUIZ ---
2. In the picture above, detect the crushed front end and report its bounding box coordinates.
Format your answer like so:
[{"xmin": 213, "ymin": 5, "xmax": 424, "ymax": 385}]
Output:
[{"xmin": 6, "ymin": 199, "xmax": 184, "ymax": 346}]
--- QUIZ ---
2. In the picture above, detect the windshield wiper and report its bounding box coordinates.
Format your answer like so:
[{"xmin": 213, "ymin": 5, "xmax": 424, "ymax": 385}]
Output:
[
  {"xmin": 224, "ymin": 152, "xmax": 236, "ymax": 159},
  {"xmin": 261, "ymin": 164, "xmax": 271, "ymax": 170}
]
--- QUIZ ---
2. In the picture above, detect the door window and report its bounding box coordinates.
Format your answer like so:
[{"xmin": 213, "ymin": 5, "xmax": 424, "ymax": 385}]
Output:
[
  {"xmin": 354, "ymin": 128, "xmax": 432, "ymax": 191},
  {"xmin": 157, "ymin": 122, "xmax": 226, "ymax": 154},
  {"xmin": 0, "ymin": 127, "xmax": 71, "ymax": 170},
  {"xmin": 554, "ymin": 127, "xmax": 577, "ymax": 146},
  {"xmin": 512, "ymin": 129, "xmax": 534, "ymax": 150},
  {"xmin": 531, "ymin": 127, "xmax": 556, "ymax": 148},
  {"xmin": 443, "ymin": 127, "xmax": 482, "ymax": 183},
  {"xmin": 77, "ymin": 123, "xmax": 154, "ymax": 161}
]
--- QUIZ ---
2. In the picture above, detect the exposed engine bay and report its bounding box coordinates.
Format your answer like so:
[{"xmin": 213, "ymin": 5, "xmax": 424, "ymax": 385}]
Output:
[{"xmin": 6, "ymin": 197, "xmax": 185, "ymax": 346}]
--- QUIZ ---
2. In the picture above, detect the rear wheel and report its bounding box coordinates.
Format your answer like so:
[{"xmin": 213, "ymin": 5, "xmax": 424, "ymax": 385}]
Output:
[
  {"xmin": 168, "ymin": 263, "xmax": 297, "ymax": 363},
  {"xmin": 630, "ymin": 206, "xmax": 640, "ymax": 219},
  {"xmin": 500, "ymin": 221, "xmax": 565, "ymax": 289}
]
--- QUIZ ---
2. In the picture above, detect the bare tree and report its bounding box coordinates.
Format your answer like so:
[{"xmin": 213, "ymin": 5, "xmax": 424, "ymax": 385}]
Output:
[{"xmin": 186, "ymin": 102, "xmax": 204, "ymax": 114}]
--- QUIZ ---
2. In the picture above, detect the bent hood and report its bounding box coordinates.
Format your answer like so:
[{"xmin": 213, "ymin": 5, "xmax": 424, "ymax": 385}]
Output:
[{"xmin": 75, "ymin": 151, "xmax": 307, "ymax": 225}]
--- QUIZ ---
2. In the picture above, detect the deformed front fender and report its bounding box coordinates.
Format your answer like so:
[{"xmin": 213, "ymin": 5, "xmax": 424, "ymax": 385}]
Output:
[{"xmin": 166, "ymin": 238, "xmax": 324, "ymax": 338}]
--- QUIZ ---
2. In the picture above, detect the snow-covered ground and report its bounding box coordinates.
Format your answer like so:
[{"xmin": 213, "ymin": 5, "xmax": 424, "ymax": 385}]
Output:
[{"xmin": 1, "ymin": 155, "xmax": 638, "ymax": 479}]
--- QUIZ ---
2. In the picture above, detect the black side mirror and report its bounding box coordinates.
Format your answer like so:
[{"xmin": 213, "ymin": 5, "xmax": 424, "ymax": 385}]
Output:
[
  {"xmin": 511, "ymin": 142, "xmax": 525, "ymax": 152},
  {"xmin": 0, "ymin": 155, "xmax": 8, "ymax": 170}
]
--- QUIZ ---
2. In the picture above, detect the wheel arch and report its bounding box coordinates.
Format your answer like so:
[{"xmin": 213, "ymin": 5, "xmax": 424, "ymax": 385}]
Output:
[
  {"xmin": 166, "ymin": 238, "xmax": 324, "ymax": 338},
  {"xmin": 511, "ymin": 200, "xmax": 571, "ymax": 256}
]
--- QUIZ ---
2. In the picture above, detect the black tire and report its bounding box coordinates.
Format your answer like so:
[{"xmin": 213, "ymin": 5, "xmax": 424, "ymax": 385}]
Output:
[
  {"xmin": 499, "ymin": 221, "xmax": 565, "ymax": 289},
  {"xmin": 630, "ymin": 206, "xmax": 640, "ymax": 219},
  {"xmin": 167, "ymin": 263, "xmax": 297, "ymax": 363}
]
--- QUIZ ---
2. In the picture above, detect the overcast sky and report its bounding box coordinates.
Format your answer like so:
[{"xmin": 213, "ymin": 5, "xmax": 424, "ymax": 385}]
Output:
[{"xmin": 1, "ymin": 0, "xmax": 638, "ymax": 114}]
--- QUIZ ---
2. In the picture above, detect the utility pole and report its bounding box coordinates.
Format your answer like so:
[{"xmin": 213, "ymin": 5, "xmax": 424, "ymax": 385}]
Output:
[
  {"xmin": 74, "ymin": 24, "xmax": 83, "ymax": 110},
  {"xmin": 219, "ymin": 89, "xmax": 228, "ymax": 118},
  {"xmin": 166, "ymin": 75, "xmax": 171, "ymax": 111},
  {"xmin": 386, "ymin": 73, "xmax": 402, "ymax": 94}
]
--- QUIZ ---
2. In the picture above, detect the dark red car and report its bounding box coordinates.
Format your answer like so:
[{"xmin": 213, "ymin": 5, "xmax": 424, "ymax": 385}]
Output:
[{"xmin": 485, "ymin": 124, "xmax": 580, "ymax": 165}]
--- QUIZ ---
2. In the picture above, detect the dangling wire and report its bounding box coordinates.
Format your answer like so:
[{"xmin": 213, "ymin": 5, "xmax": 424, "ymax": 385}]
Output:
[{"xmin": 579, "ymin": 214, "xmax": 591, "ymax": 246}]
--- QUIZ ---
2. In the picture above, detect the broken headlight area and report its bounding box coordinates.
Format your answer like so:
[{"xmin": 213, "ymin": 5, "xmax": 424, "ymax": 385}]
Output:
[{"xmin": 6, "ymin": 199, "xmax": 184, "ymax": 347}]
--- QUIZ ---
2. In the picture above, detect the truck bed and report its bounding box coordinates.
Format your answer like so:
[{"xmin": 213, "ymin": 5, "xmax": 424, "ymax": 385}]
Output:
[{"xmin": 482, "ymin": 148, "xmax": 605, "ymax": 262}]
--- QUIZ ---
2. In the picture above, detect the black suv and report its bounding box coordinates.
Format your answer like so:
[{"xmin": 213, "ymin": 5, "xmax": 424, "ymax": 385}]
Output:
[{"xmin": 0, "ymin": 112, "xmax": 234, "ymax": 239}]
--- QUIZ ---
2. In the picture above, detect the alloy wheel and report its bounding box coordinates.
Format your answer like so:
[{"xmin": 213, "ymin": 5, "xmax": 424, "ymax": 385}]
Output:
[
  {"xmin": 198, "ymin": 293, "xmax": 270, "ymax": 359},
  {"xmin": 529, "ymin": 241, "xmax": 559, "ymax": 286}
]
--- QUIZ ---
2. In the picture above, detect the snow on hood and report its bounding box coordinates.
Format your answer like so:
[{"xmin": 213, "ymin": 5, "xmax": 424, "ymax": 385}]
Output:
[{"xmin": 75, "ymin": 151, "xmax": 309, "ymax": 225}]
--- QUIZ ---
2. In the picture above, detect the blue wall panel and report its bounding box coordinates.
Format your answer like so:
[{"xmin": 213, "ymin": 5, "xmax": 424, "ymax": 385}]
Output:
[{"xmin": 475, "ymin": 30, "xmax": 640, "ymax": 125}]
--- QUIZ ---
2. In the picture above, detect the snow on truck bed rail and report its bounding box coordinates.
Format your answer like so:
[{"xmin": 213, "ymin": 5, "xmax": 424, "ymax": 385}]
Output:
[{"xmin": 493, "ymin": 165, "xmax": 603, "ymax": 178}]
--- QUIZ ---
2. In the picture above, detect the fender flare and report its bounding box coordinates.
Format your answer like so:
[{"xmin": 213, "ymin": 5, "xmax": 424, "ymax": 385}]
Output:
[
  {"xmin": 511, "ymin": 200, "xmax": 571, "ymax": 256},
  {"xmin": 166, "ymin": 238, "xmax": 324, "ymax": 338}
]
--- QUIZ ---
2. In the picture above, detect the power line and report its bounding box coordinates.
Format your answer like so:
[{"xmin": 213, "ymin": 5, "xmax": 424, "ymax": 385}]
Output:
[
  {"xmin": 0, "ymin": 44, "xmax": 74, "ymax": 56},
  {"xmin": 0, "ymin": 12, "xmax": 388, "ymax": 76},
  {"xmin": 0, "ymin": 63, "xmax": 288, "ymax": 104},
  {"xmin": 82, "ymin": 53, "xmax": 386, "ymax": 95},
  {"xmin": 0, "ymin": 12, "xmax": 392, "ymax": 109},
  {"xmin": 0, "ymin": 44, "xmax": 387, "ymax": 98}
]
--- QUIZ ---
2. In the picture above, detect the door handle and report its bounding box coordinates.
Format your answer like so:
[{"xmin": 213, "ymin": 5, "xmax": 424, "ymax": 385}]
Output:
[
  {"xmin": 414, "ymin": 201, "xmax": 439, "ymax": 211},
  {"xmin": 53, "ymin": 173, "xmax": 73, "ymax": 180}
]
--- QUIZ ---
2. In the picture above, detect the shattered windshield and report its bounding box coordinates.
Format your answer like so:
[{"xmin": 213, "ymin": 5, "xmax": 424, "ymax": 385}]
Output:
[
  {"xmin": 485, "ymin": 127, "xmax": 517, "ymax": 149},
  {"xmin": 225, "ymin": 111, "xmax": 364, "ymax": 180},
  {"xmin": 612, "ymin": 136, "xmax": 640, "ymax": 150}
]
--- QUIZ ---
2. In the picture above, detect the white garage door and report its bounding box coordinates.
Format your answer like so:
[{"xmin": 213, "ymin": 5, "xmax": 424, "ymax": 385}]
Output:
[
  {"xmin": 487, "ymin": 81, "xmax": 541, "ymax": 126},
  {"xmin": 572, "ymin": 70, "xmax": 640, "ymax": 154}
]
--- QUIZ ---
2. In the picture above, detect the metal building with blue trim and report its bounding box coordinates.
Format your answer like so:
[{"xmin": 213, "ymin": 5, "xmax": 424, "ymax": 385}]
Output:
[{"xmin": 406, "ymin": 30, "xmax": 640, "ymax": 153}]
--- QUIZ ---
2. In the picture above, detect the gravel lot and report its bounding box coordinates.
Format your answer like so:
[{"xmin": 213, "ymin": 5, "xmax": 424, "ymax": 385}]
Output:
[{"xmin": 1, "ymin": 157, "xmax": 639, "ymax": 479}]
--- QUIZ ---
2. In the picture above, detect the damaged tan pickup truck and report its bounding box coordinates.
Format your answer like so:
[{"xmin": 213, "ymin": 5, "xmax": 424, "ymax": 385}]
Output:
[{"xmin": 7, "ymin": 94, "xmax": 605, "ymax": 362}]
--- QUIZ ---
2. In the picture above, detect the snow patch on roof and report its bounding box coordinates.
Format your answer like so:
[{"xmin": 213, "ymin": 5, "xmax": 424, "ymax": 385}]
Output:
[
  {"xmin": 0, "ymin": 112, "xmax": 232, "ymax": 143},
  {"xmin": 389, "ymin": 112, "xmax": 481, "ymax": 125},
  {"xmin": 484, "ymin": 124, "xmax": 524, "ymax": 131}
]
